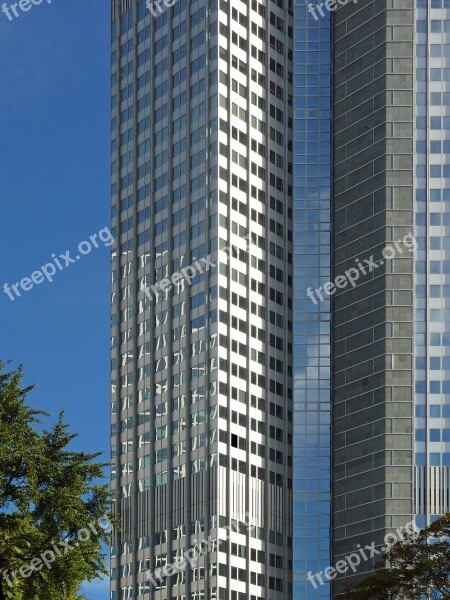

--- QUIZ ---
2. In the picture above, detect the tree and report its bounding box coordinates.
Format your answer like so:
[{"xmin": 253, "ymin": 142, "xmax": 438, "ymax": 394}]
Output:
[
  {"xmin": 337, "ymin": 513, "xmax": 450, "ymax": 600},
  {"xmin": 0, "ymin": 362, "xmax": 116, "ymax": 600}
]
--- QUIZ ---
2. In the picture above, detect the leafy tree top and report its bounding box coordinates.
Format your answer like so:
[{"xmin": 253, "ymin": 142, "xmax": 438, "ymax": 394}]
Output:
[
  {"xmin": 0, "ymin": 362, "xmax": 116, "ymax": 600},
  {"xmin": 338, "ymin": 513, "xmax": 450, "ymax": 600}
]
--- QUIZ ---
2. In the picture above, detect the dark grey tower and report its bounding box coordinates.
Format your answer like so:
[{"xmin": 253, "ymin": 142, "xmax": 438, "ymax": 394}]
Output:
[{"xmin": 332, "ymin": 0, "xmax": 415, "ymax": 583}]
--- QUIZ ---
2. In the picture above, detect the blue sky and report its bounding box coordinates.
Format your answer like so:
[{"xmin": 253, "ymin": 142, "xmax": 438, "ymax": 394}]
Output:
[{"xmin": 0, "ymin": 1, "xmax": 110, "ymax": 598}]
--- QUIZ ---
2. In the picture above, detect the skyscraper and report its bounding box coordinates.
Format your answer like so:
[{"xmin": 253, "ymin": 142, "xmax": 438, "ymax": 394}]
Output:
[
  {"xmin": 412, "ymin": 0, "xmax": 450, "ymax": 526},
  {"xmin": 331, "ymin": 0, "xmax": 415, "ymax": 586},
  {"xmin": 293, "ymin": 2, "xmax": 332, "ymax": 600},
  {"xmin": 110, "ymin": 0, "xmax": 294, "ymax": 598},
  {"xmin": 331, "ymin": 0, "xmax": 450, "ymax": 593},
  {"xmin": 111, "ymin": 0, "xmax": 450, "ymax": 598}
]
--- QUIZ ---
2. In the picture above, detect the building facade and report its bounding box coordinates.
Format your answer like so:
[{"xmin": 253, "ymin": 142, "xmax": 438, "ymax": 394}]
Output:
[
  {"xmin": 332, "ymin": 0, "xmax": 415, "ymax": 581},
  {"xmin": 293, "ymin": 2, "xmax": 332, "ymax": 599},
  {"xmin": 111, "ymin": 0, "xmax": 450, "ymax": 599},
  {"xmin": 331, "ymin": 0, "xmax": 450, "ymax": 592},
  {"xmin": 413, "ymin": 0, "xmax": 450, "ymax": 527},
  {"xmin": 110, "ymin": 0, "xmax": 294, "ymax": 598}
]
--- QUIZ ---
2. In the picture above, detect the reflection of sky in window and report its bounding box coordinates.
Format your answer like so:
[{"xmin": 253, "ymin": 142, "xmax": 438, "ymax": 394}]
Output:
[
  {"xmin": 414, "ymin": 1, "xmax": 450, "ymax": 526},
  {"xmin": 293, "ymin": 2, "xmax": 331, "ymax": 598}
]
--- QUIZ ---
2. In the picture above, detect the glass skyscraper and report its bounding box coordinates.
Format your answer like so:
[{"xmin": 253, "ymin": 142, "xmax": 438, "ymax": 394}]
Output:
[
  {"xmin": 110, "ymin": 0, "xmax": 450, "ymax": 598},
  {"xmin": 293, "ymin": 2, "xmax": 332, "ymax": 599},
  {"xmin": 413, "ymin": 0, "xmax": 450, "ymax": 526}
]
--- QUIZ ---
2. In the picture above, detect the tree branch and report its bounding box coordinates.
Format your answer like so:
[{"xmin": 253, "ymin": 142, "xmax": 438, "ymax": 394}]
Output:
[{"xmin": 2, "ymin": 456, "xmax": 24, "ymax": 500}]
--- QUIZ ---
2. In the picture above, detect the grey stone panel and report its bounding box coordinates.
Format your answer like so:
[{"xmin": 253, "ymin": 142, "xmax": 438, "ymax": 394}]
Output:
[{"xmin": 332, "ymin": 0, "xmax": 414, "ymax": 592}]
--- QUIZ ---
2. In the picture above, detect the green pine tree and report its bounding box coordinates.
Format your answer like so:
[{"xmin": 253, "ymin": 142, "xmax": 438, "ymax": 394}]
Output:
[{"xmin": 0, "ymin": 362, "xmax": 116, "ymax": 600}]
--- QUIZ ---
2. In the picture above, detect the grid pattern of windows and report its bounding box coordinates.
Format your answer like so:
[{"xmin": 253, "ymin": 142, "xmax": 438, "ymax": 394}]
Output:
[
  {"xmin": 111, "ymin": 1, "xmax": 219, "ymax": 598},
  {"xmin": 414, "ymin": 0, "xmax": 450, "ymax": 527},
  {"xmin": 293, "ymin": 3, "xmax": 332, "ymax": 599},
  {"xmin": 110, "ymin": 0, "xmax": 294, "ymax": 598}
]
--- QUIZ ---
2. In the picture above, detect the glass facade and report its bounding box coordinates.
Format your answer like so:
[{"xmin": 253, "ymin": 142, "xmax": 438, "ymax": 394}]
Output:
[
  {"xmin": 109, "ymin": 1, "xmax": 450, "ymax": 598},
  {"xmin": 110, "ymin": 1, "xmax": 221, "ymax": 597},
  {"xmin": 414, "ymin": 0, "xmax": 450, "ymax": 527},
  {"xmin": 293, "ymin": 2, "xmax": 332, "ymax": 599}
]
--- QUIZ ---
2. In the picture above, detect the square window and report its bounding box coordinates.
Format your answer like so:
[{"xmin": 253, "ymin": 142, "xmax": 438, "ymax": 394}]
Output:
[
  {"xmin": 416, "ymin": 381, "xmax": 426, "ymax": 394},
  {"xmin": 430, "ymin": 429, "xmax": 441, "ymax": 442},
  {"xmin": 416, "ymin": 406, "xmax": 426, "ymax": 418},
  {"xmin": 430, "ymin": 453, "xmax": 441, "ymax": 466},
  {"xmin": 442, "ymin": 453, "xmax": 450, "ymax": 466},
  {"xmin": 415, "ymin": 429, "xmax": 426, "ymax": 441},
  {"xmin": 430, "ymin": 381, "xmax": 441, "ymax": 393},
  {"xmin": 431, "ymin": 20, "xmax": 442, "ymax": 32},
  {"xmin": 416, "ymin": 453, "xmax": 426, "ymax": 466},
  {"xmin": 416, "ymin": 189, "xmax": 426, "ymax": 201},
  {"xmin": 416, "ymin": 358, "xmax": 426, "ymax": 369},
  {"xmin": 430, "ymin": 357, "xmax": 441, "ymax": 370},
  {"xmin": 431, "ymin": 116, "xmax": 442, "ymax": 129},
  {"xmin": 431, "ymin": 165, "xmax": 441, "ymax": 178},
  {"xmin": 431, "ymin": 141, "xmax": 441, "ymax": 153},
  {"xmin": 430, "ymin": 405, "xmax": 441, "ymax": 418},
  {"xmin": 430, "ymin": 333, "xmax": 441, "ymax": 346}
]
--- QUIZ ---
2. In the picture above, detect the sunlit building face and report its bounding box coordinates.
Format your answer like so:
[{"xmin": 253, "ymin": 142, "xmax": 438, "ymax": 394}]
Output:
[{"xmin": 110, "ymin": 0, "xmax": 294, "ymax": 598}]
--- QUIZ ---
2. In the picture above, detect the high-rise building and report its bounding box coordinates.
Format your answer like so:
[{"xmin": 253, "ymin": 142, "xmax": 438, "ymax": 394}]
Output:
[
  {"xmin": 293, "ymin": 2, "xmax": 332, "ymax": 600},
  {"xmin": 412, "ymin": 0, "xmax": 450, "ymax": 525},
  {"xmin": 331, "ymin": 0, "xmax": 450, "ymax": 593},
  {"xmin": 111, "ymin": 0, "xmax": 450, "ymax": 598},
  {"xmin": 110, "ymin": 0, "xmax": 294, "ymax": 598},
  {"xmin": 331, "ymin": 0, "xmax": 415, "ymax": 585}
]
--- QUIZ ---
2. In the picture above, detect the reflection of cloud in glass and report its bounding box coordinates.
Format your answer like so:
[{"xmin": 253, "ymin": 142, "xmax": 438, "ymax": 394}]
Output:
[{"xmin": 294, "ymin": 332, "xmax": 330, "ymax": 382}]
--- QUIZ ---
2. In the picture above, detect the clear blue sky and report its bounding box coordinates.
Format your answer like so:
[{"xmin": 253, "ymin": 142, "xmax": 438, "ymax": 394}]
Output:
[{"xmin": 0, "ymin": 1, "xmax": 110, "ymax": 598}]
